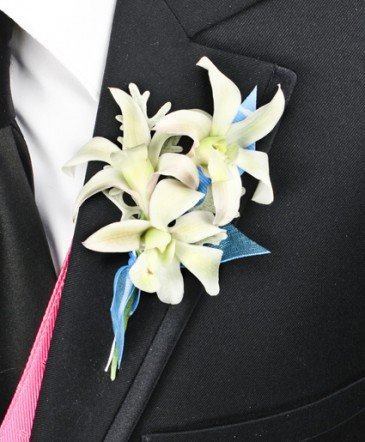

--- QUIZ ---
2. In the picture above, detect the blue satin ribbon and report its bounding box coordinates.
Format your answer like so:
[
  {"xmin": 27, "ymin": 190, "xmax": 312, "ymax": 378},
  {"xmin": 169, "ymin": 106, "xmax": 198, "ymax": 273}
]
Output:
[
  {"xmin": 111, "ymin": 253, "xmax": 141, "ymax": 367},
  {"xmin": 219, "ymin": 223, "xmax": 269, "ymax": 263},
  {"xmin": 233, "ymin": 86, "xmax": 257, "ymax": 124},
  {"xmin": 197, "ymin": 167, "xmax": 211, "ymax": 195},
  {"xmin": 235, "ymin": 86, "xmax": 257, "ymax": 175},
  {"xmin": 110, "ymin": 86, "xmax": 268, "ymax": 369}
]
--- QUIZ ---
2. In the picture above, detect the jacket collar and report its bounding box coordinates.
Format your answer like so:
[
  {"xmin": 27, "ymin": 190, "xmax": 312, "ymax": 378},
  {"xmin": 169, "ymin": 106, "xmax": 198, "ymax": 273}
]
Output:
[{"xmin": 161, "ymin": 0, "xmax": 264, "ymax": 37}]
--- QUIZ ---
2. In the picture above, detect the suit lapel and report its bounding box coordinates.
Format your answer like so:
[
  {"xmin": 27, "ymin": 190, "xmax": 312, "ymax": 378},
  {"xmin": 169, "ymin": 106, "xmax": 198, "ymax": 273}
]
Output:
[{"xmin": 32, "ymin": 1, "xmax": 296, "ymax": 440}]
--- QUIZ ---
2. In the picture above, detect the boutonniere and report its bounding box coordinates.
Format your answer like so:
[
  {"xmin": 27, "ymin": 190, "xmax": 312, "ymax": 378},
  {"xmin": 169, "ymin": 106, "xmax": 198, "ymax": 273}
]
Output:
[{"xmin": 64, "ymin": 57, "xmax": 285, "ymax": 379}]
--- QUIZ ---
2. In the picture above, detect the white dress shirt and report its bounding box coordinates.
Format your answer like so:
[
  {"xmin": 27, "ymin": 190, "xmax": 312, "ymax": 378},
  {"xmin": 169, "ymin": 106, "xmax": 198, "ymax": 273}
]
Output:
[{"xmin": 0, "ymin": 0, "xmax": 117, "ymax": 272}]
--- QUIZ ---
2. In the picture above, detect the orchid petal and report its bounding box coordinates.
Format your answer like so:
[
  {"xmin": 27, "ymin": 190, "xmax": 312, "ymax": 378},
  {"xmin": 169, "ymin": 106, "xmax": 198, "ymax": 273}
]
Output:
[
  {"xmin": 154, "ymin": 109, "xmax": 212, "ymax": 148},
  {"xmin": 73, "ymin": 167, "xmax": 134, "ymax": 221},
  {"xmin": 226, "ymin": 85, "xmax": 285, "ymax": 147},
  {"xmin": 111, "ymin": 145, "xmax": 155, "ymax": 214},
  {"xmin": 207, "ymin": 149, "xmax": 231, "ymax": 182},
  {"xmin": 62, "ymin": 137, "xmax": 121, "ymax": 176},
  {"xmin": 83, "ymin": 219, "xmax": 150, "ymax": 253},
  {"xmin": 197, "ymin": 56, "xmax": 241, "ymax": 137},
  {"xmin": 211, "ymin": 165, "xmax": 243, "ymax": 226},
  {"xmin": 158, "ymin": 153, "xmax": 199, "ymax": 189},
  {"xmin": 111, "ymin": 145, "xmax": 154, "ymax": 194},
  {"xmin": 109, "ymin": 88, "xmax": 151, "ymax": 148},
  {"xmin": 252, "ymin": 180, "xmax": 273, "ymax": 205},
  {"xmin": 195, "ymin": 230, "xmax": 228, "ymax": 246},
  {"xmin": 236, "ymin": 149, "xmax": 273, "ymax": 204},
  {"xmin": 111, "ymin": 144, "xmax": 148, "ymax": 168},
  {"xmin": 149, "ymin": 179, "xmax": 204, "ymax": 230},
  {"xmin": 170, "ymin": 211, "xmax": 225, "ymax": 244},
  {"xmin": 175, "ymin": 241, "xmax": 222, "ymax": 296},
  {"xmin": 129, "ymin": 249, "xmax": 161, "ymax": 293},
  {"xmin": 156, "ymin": 256, "xmax": 184, "ymax": 304},
  {"xmin": 145, "ymin": 173, "xmax": 159, "ymax": 205}
]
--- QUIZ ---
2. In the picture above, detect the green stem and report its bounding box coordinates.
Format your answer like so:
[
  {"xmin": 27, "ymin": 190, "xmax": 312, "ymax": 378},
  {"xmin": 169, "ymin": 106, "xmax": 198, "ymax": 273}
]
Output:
[{"xmin": 110, "ymin": 346, "xmax": 118, "ymax": 381}]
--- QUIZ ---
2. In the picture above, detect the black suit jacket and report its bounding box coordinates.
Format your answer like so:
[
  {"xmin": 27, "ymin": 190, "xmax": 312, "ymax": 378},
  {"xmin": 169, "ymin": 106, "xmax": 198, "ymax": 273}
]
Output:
[{"xmin": 0, "ymin": 1, "xmax": 364, "ymax": 441}]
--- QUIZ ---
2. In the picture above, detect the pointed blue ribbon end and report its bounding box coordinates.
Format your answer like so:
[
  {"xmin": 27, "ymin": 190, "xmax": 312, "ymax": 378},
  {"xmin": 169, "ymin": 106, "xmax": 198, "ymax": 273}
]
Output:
[
  {"xmin": 218, "ymin": 223, "xmax": 270, "ymax": 264},
  {"xmin": 110, "ymin": 254, "xmax": 141, "ymax": 368}
]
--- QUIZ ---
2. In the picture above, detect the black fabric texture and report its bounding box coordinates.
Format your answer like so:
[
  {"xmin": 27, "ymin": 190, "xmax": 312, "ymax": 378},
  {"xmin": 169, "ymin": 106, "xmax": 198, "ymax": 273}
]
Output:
[
  {"xmin": 0, "ymin": 12, "xmax": 56, "ymax": 420},
  {"xmin": 162, "ymin": 0, "xmax": 264, "ymax": 37},
  {"xmin": 0, "ymin": 0, "xmax": 361, "ymax": 440}
]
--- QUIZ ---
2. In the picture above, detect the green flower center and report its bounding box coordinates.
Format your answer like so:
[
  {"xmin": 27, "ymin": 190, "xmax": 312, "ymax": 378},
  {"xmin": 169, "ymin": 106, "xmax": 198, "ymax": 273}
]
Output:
[
  {"xmin": 196, "ymin": 136, "xmax": 239, "ymax": 167},
  {"xmin": 143, "ymin": 227, "xmax": 172, "ymax": 253}
]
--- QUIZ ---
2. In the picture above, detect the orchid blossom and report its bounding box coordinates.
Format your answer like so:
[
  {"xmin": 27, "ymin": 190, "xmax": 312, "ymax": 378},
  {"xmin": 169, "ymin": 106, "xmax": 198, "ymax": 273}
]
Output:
[
  {"xmin": 83, "ymin": 179, "xmax": 227, "ymax": 304},
  {"xmin": 60, "ymin": 58, "xmax": 286, "ymax": 379},
  {"xmin": 63, "ymin": 86, "xmax": 199, "ymax": 219},
  {"xmin": 154, "ymin": 56, "xmax": 285, "ymax": 226}
]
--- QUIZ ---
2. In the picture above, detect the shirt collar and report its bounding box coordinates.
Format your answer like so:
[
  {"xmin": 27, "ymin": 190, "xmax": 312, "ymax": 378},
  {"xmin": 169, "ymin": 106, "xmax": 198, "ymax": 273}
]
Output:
[{"xmin": 0, "ymin": 0, "xmax": 117, "ymax": 101}]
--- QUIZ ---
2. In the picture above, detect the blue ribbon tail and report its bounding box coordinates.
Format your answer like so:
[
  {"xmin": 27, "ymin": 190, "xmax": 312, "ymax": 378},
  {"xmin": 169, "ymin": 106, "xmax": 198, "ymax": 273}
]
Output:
[
  {"xmin": 218, "ymin": 223, "xmax": 270, "ymax": 263},
  {"xmin": 110, "ymin": 254, "xmax": 140, "ymax": 368}
]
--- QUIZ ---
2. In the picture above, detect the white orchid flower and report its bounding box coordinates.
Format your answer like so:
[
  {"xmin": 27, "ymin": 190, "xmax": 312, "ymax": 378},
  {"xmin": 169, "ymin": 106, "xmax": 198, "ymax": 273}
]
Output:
[
  {"xmin": 154, "ymin": 56, "xmax": 286, "ymax": 226},
  {"xmin": 63, "ymin": 87, "xmax": 199, "ymax": 219},
  {"xmin": 83, "ymin": 179, "xmax": 227, "ymax": 304}
]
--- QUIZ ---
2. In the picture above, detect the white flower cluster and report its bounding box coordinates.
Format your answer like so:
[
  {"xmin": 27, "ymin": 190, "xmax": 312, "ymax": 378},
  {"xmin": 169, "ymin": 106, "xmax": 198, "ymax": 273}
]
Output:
[{"xmin": 64, "ymin": 57, "xmax": 285, "ymax": 304}]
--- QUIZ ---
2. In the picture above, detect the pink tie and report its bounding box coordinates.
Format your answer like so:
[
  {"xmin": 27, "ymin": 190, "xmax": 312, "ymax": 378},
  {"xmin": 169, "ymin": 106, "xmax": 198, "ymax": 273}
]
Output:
[{"xmin": 0, "ymin": 249, "xmax": 71, "ymax": 441}]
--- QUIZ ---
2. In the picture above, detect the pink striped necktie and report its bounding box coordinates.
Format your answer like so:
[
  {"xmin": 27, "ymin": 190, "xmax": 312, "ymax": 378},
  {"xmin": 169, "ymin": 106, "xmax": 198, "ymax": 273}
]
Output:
[{"xmin": 0, "ymin": 249, "xmax": 71, "ymax": 441}]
